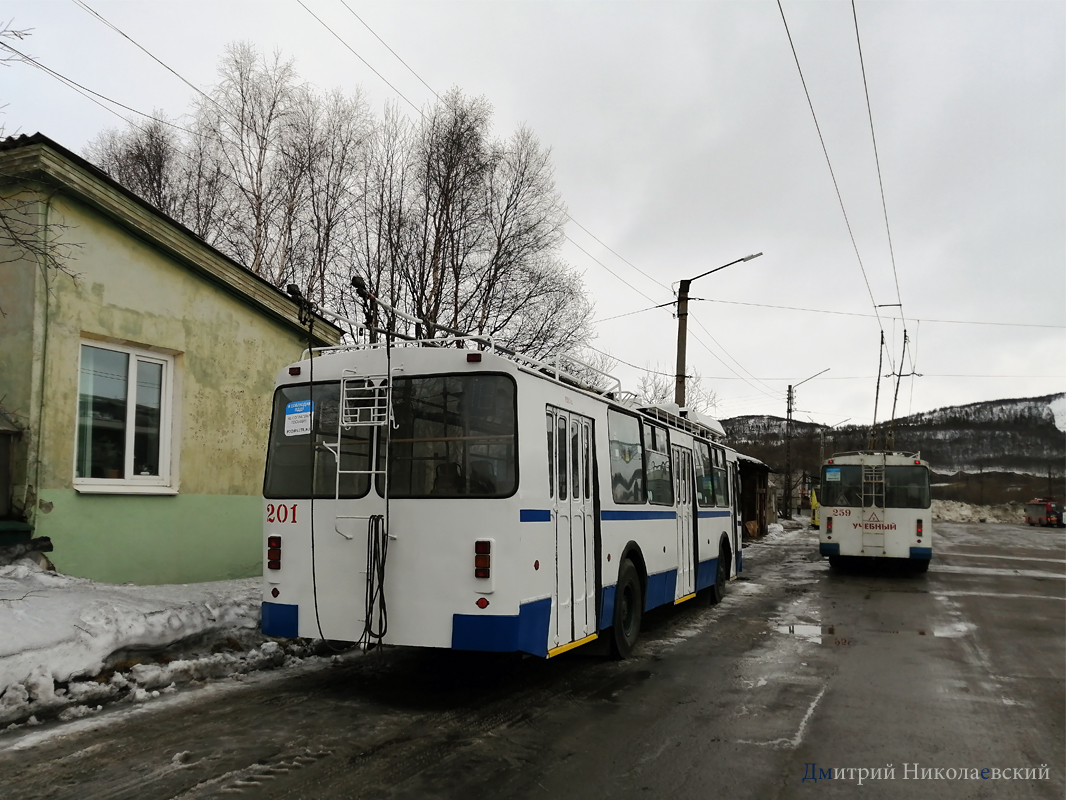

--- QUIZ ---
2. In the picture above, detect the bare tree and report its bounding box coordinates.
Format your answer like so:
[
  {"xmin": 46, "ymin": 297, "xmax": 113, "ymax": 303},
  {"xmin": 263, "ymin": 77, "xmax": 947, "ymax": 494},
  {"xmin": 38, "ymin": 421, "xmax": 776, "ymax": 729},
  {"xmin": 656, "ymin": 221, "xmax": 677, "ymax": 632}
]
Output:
[
  {"xmin": 346, "ymin": 102, "xmax": 414, "ymax": 339},
  {"xmin": 287, "ymin": 87, "xmax": 372, "ymax": 305},
  {"xmin": 0, "ymin": 19, "xmax": 30, "ymax": 74},
  {"xmin": 564, "ymin": 348, "xmax": 620, "ymax": 393},
  {"xmin": 1, "ymin": 22, "xmax": 80, "ymax": 316},
  {"xmin": 85, "ymin": 116, "xmax": 185, "ymax": 217},
  {"xmin": 82, "ymin": 48, "xmax": 594, "ymax": 359},
  {"xmin": 637, "ymin": 365, "xmax": 719, "ymax": 415}
]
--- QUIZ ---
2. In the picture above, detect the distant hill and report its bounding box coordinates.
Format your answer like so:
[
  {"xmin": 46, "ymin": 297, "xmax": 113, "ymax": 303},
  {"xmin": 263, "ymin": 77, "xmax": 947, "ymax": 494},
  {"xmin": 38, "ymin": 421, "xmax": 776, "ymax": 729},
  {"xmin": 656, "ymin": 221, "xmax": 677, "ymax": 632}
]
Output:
[{"xmin": 722, "ymin": 393, "xmax": 1066, "ymax": 504}]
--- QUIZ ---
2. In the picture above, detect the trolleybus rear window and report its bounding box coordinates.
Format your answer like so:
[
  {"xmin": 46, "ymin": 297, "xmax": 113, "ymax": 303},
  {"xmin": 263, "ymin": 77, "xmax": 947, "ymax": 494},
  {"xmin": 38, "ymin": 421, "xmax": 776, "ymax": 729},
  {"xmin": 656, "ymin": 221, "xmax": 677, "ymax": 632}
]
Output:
[
  {"xmin": 884, "ymin": 466, "xmax": 931, "ymax": 509},
  {"xmin": 264, "ymin": 382, "xmax": 373, "ymax": 499},
  {"xmin": 821, "ymin": 465, "xmax": 862, "ymax": 507},
  {"xmin": 821, "ymin": 464, "xmax": 930, "ymax": 509},
  {"xmin": 387, "ymin": 374, "xmax": 516, "ymax": 498}
]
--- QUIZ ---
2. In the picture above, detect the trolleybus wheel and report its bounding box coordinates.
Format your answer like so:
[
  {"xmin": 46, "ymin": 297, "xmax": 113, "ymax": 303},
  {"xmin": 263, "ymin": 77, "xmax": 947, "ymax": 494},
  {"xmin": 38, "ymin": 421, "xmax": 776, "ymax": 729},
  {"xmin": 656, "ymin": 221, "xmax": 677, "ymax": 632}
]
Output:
[
  {"xmin": 912, "ymin": 560, "xmax": 930, "ymax": 574},
  {"xmin": 610, "ymin": 560, "xmax": 643, "ymax": 659},
  {"xmin": 709, "ymin": 543, "xmax": 730, "ymax": 605},
  {"xmin": 828, "ymin": 555, "xmax": 841, "ymax": 570}
]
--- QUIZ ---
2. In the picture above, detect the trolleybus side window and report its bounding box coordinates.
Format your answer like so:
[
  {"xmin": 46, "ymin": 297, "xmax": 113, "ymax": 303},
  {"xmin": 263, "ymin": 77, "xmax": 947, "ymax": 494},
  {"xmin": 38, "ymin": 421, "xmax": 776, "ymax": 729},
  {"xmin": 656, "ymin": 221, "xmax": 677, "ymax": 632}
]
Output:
[
  {"xmin": 571, "ymin": 420, "xmax": 580, "ymax": 500},
  {"xmin": 820, "ymin": 465, "xmax": 862, "ymax": 507},
  {"xmin": 264, "ymin": 383, "xmax": 372, "ymax": 499},
  {"xmin": 884, "ymin": 466, "xmax": 931, "ymax": 509},
  {"xmin": 607, "ymin": 409, "xmax": 644, "ymax": 504},
  {"xmin": 557, "ymin": 415, "xmax": 568, "ymax": 501},
  {"xmin": 694, "ymin": 441, "xmax": 714, "ymax": 506},
  {"xmin": 546, "ymin": 412, "xmax": 554, "ymax": 499},
  {"xmin": 645, "ymin": 423, "xmax": 674, "ymax": 506},
  {"xmin": 582, "ymin": 423, "xmax": 591, "ymax": 500},
  {"xmin": 712, "ymin": 446, "xmax": 729, "ymax": 508},
  {"xmin": 387, "ymin": 374, "xmax": 516, "ymax": 498}
]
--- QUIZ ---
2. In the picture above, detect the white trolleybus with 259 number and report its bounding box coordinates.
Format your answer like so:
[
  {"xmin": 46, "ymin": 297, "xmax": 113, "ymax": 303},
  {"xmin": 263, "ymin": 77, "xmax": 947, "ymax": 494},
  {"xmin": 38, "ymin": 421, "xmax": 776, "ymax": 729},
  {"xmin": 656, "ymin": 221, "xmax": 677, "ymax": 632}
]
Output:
[
  {"xmin": 260, "ymin": 328, "xmax": 744, "ymax": 659},
  {"xmin": 817, "ymin": 451, "xmax": 933, "ymax": 572}
]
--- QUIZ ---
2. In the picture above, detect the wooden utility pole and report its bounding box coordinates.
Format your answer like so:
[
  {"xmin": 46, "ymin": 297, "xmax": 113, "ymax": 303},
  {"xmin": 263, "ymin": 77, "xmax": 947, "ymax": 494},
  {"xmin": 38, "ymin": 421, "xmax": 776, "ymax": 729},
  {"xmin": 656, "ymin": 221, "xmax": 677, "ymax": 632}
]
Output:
[{"xmin": 784, "ymin": 384, "xmax": 793, "ymax": 519}]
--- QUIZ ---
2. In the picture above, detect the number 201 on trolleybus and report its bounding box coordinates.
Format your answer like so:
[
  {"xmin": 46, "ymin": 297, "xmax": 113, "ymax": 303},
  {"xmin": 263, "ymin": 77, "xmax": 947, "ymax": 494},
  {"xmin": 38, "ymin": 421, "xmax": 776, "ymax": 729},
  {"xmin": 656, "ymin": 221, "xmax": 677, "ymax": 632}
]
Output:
[
  {"xmin": 259, "ymin": 338, "xmax": 743, "ymax": 658},
  {"xmin": 817, "ymin": 451, "xmax": 933, "ymax": 572}
]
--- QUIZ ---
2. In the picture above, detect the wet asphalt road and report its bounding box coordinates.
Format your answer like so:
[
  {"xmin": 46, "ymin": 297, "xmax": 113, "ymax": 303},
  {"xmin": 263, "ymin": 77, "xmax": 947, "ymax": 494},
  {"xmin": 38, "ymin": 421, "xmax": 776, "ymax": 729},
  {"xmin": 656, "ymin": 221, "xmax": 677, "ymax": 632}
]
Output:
[{"xmin": 1, "ymin": 521, "xmax": 1062, "ymax": 799}]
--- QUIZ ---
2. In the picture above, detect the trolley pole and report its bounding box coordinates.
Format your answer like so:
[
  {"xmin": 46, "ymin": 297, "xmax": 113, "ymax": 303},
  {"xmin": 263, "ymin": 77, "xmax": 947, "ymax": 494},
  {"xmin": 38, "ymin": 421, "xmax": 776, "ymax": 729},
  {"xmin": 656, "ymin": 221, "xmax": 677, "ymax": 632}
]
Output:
[{"xmin": 673, "ymin": 253, "xmax": 763, "ymax": 408}]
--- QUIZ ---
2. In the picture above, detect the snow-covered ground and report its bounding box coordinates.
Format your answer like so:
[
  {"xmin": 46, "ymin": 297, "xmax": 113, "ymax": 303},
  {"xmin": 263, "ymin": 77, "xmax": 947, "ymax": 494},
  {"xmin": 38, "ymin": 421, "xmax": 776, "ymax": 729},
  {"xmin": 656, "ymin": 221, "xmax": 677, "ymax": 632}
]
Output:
[
  {"xmin": 0, "ymin": 500, "xmax": 1038, "ymax": 733},
  {"xmin": 931, "ymin": 499, "xmax": 1026, "ymax": 524},
  {"xmin": 0, "ymin": 558, "xmax": 323, "ymax": 731}
]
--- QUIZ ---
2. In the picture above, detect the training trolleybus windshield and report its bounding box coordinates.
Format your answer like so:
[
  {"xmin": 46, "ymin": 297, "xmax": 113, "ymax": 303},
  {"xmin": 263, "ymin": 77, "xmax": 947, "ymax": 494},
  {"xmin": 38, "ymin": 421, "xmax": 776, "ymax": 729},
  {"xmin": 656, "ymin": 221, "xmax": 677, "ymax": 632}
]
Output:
[{"xmin": 818, "ymin": 451, "xmax": 932, "ymax": 572}]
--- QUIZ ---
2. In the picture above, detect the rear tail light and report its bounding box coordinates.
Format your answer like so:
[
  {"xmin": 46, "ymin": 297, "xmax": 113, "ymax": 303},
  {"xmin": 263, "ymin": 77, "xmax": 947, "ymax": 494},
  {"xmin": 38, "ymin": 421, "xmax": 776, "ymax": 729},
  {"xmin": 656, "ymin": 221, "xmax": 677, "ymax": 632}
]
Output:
[
  {"xmin": 475, "ymin": 540, "xmax": 491, "ymax": 578},
  {"xmin": 826, "ymin": 518, "xmax": 832, "ymax": 533},
  {"xmin": 916, "ymin": 519, "xmax": 923, "ymax": 535},
  {"xmin": 267, "ymin": 535, "xmax": 281, "ymax": 570}
]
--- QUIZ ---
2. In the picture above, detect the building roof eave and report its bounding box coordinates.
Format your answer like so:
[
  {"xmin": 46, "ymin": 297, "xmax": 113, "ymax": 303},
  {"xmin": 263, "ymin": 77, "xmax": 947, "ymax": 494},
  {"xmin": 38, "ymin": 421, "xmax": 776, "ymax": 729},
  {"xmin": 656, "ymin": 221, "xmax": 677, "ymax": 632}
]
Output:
[{"xmin": 0, "ymin": 133, "xmax": 343, "ymax": 347}]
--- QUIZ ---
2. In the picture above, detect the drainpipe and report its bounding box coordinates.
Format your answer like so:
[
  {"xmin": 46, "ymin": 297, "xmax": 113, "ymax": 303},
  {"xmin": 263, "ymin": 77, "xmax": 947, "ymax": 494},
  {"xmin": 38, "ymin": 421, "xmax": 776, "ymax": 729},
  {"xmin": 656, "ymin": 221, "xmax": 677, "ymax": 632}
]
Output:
[{"xmin": 29, "ymin": 189, "xmax": 57, "ymax": 523}]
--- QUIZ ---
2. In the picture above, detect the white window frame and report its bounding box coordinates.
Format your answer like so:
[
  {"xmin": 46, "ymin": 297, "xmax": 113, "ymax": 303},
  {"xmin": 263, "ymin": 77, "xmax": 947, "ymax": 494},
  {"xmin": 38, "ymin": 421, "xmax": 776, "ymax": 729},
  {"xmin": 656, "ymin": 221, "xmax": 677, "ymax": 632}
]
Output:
[{"xmin": 73, "ymin": 341, "xmax": 177, "ymax": 495}]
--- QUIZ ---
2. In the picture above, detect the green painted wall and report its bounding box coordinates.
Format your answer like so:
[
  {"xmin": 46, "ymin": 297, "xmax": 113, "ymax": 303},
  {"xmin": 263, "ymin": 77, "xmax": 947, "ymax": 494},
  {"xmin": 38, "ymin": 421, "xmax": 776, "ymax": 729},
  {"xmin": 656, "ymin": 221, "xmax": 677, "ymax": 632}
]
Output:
[
  {"xmin": 37, "ymin": 489, "xmax": 262, "ymax": 584},
  {"xmin": 4, "ymin": 176, "xmax": 316, "ymax": 584},
  {"xmin": 0, "ymin": 187, "xmax": 44, "ymax": 518}
]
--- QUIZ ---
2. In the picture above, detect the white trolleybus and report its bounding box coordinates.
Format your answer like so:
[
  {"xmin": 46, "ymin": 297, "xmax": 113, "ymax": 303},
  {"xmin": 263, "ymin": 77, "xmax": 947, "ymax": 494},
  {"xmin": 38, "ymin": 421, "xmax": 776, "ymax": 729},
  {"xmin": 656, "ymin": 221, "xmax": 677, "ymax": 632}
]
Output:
[
  {"xmin": 817, "ymin": 451, "xmax": 932, "ymax": 572},
  {"xmin": 260, "ymin": 335, "xmax": 743, "ymax": 659}
]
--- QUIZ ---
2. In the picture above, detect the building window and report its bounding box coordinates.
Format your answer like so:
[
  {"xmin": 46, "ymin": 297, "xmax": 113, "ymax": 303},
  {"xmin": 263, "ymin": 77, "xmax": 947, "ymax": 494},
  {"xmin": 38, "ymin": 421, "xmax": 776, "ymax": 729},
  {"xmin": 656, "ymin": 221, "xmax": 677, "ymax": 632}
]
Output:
[{"xmin": 75, "ymin": 342, "xmax": 173, "ymax": 489}]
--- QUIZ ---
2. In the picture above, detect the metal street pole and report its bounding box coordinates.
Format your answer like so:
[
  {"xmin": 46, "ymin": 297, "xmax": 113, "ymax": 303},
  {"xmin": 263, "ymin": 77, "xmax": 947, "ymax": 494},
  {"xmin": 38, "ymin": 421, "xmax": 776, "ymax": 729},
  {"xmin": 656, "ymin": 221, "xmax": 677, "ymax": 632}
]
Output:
[
  {"xmin": 820, "ymin": 417, "xmax": 851, "ymax": 465},
  {"xmin": 673, "ymin": 252, "xmax": 762, "ymax": 407}
]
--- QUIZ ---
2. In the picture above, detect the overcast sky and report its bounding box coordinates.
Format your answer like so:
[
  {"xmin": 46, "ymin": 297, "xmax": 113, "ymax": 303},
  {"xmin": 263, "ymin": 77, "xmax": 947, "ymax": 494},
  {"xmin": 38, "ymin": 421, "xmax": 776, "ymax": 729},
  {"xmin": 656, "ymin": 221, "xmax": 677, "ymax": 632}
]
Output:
[{"xmin": 4, "ymin": 0, "xmax": 1064, "ymax": 425}]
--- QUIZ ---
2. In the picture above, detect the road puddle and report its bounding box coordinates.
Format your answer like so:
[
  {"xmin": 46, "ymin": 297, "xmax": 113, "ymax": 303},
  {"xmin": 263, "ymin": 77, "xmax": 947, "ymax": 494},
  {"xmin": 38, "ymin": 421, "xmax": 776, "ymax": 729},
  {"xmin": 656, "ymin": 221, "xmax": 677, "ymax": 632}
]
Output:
[{"xmin": 772, "ymin": 623, "xmax": 823, "ymax": 643}]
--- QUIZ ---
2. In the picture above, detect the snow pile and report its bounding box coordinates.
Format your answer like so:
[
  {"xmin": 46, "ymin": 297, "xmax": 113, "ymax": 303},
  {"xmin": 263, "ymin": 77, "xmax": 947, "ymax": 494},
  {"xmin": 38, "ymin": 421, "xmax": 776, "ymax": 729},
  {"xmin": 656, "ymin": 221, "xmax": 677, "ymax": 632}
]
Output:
[
  {"xmin": 0, "ymin": 559, "xmax": 292, "ymax": 728},
  {"xmin": 931, "ymin": 500, "xmax": 1024, "ymax": 524},
  {"xmin": 1050, "ymin": 395, "xmax": 1066, "ymax": 433}
]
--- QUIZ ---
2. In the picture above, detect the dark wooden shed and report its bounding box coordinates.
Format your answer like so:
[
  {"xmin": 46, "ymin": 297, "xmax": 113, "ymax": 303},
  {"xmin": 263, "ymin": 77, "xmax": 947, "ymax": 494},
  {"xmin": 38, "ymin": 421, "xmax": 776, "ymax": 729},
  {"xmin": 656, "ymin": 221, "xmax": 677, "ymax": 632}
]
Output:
[{"xmin": 738, "ymin": 453, "xmax": 772, "ymax": 538}]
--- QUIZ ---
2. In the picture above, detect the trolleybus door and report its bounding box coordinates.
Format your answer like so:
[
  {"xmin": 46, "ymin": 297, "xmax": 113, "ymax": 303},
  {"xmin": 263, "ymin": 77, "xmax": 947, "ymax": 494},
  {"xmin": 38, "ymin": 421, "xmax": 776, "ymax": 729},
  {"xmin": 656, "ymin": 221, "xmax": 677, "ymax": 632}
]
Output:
[
  {"xmin": 548, "ymin": 407, "xmax": 597, "ymax": 647},
  {"xmin": 671, "ymin": 445, "xmax": 696, "ymax": 601},
  {"xmin": 861, "ymin": 458, "xmax": 886, "ymax": 556}
]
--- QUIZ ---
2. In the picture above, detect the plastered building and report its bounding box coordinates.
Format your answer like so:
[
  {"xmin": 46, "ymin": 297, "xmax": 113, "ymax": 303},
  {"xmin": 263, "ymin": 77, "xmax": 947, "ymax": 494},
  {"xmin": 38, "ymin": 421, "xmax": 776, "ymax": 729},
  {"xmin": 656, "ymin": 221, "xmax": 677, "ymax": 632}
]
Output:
[{"xmin": 0, "ymin": 133, "xmax": 340, "ymax": 584}]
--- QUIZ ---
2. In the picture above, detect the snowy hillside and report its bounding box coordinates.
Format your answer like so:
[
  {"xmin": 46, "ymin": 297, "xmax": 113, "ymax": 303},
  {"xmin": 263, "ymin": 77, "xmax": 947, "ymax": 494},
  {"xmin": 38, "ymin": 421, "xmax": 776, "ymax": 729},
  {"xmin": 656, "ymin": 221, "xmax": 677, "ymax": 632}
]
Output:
[{"xmin": 722, "ymin": 392, "xmax": 1066, "ymax": 479}]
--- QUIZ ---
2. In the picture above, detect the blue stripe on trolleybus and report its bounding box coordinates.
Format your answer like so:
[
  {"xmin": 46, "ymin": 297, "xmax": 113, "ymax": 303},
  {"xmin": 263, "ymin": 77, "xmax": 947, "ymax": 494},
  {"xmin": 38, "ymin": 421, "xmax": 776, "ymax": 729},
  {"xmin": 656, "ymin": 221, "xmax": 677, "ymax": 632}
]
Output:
[
  {"xmin": 601, "ymin": 510, "xmax": 677, "ymax": 521},
  {"xmin": 909, "ymin": 547, "xmax": 933, "ymax": 560},
  {"xmin": 261, "ymin": 602, "xmax": 298, "ymax": 638},
  {"xmin": 519, "ymin": 509, "xmax": 552, "ymax": 522},
  {"xmin": 599, "ymin": 585, "xmax": 616, "ymax": 631},
  {"xmin": 599, "ymin": 568, "xmax": 681, "ymax": 628},
  {"xmin": 452, "ymin": 596, "xmax": 552, "ymax": 657},
  {"xmin": 697, "ymin": 510, "xmax": 731, "ymax": 518},
  {"xmin": 644, "ymin": 569, "xmax": 678, "ymax": 610},
  {"xmin": 695, "ymin": 558, "xmax": 719, "ymax": 591}
]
